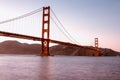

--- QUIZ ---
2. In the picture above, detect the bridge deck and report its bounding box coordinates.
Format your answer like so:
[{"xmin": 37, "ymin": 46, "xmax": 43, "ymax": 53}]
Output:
[{"xmin": 0, "ymin": 31, "xmax": 96, "ymax": 51}]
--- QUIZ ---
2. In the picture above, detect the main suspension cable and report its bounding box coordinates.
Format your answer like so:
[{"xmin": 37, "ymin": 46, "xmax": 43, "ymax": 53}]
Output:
[
  {"xmin": 0, "ymin": 7, "xmax": 43, "ymax": 24},
  {"xmin": 50, "ymin": 16, "xmax": 75, "ymax": 43},
  {"xmin": 51, "ymin": 8, "xmax": 80, "ymax": 44}
]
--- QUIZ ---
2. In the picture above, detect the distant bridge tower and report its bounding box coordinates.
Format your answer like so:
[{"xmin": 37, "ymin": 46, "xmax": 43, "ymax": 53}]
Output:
[
  {"xmin": 41, "ymin": 6, "xmax": 50, "ymax": 56},
  {"xmin": 95, "ymin": 38, "xmax": 99, "ymax": 56}
]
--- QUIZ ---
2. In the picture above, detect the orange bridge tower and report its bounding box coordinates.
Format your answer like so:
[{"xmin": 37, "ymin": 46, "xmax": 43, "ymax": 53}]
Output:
[
  {"xmin": 95, "ymin": 38, "xmax": 99, "ymax": 56},
  {"xmin": 41, "ymin": 6, "xmax": 50, "ymax": 56}
]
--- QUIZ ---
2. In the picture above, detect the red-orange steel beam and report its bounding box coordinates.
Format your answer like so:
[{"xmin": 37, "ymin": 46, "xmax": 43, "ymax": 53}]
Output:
[{"xmin": 0, "ymin": 31, "xmax": 41, "ymax": 41}]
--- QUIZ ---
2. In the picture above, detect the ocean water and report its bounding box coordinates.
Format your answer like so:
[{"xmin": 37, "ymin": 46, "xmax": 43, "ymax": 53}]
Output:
[{"xmin": 0, "ymin": 54, "xmax": 120, "ymax": 80}]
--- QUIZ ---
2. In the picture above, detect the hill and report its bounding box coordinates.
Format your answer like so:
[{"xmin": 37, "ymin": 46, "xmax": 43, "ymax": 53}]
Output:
[
  {"xmin": 0, "ymin": 41, "xmax": 40, "ymax": 54},
  {"xmin": 0, "ymin": 40, "xmax": 119, "ymax": 56},
  {"xmin": 50, "ymin": 45, "xmax": 120, "ymax": 56}
]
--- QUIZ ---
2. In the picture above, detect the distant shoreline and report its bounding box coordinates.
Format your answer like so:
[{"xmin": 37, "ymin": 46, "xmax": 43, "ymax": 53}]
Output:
[{"xmin": 0, "ymin": 40, "xmax": 119, "ymax": 56}]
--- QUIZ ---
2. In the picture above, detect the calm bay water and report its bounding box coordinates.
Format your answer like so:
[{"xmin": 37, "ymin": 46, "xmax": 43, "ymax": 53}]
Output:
[{"xmin": 0, "ymin": 54, "xmax": 120, "ymax": 80}]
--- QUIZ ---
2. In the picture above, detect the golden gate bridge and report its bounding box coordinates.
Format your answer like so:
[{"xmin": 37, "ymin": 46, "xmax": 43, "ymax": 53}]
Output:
[{"xmin": 0, "ymin": 6, "xmax": 99, "ymax": 56}]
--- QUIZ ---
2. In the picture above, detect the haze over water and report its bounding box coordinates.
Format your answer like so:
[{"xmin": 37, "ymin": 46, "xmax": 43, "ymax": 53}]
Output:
[{"xmin": 0, "ymin": 54, "xmax": 120, "ymax": 80}]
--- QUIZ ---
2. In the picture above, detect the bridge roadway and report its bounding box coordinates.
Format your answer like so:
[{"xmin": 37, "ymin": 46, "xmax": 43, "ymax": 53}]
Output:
[{"xmin": 0, "ymin": 31, "xmax": 96, "ymax": 51}]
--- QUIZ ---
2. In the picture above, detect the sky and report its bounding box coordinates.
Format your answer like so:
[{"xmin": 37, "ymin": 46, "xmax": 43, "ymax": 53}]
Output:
[{"xmin": 0, "ymin": 0, "xmax": 120, "ymax": 51}]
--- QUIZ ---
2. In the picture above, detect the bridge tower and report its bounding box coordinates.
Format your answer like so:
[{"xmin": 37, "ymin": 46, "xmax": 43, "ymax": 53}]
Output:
[
  {"xmin": 95, "ymin": 38, "xmax": 99, "ymax": 56},
  {"xmin": 41, "ymin": 6, "xmax": 50, "ymax": 56}
]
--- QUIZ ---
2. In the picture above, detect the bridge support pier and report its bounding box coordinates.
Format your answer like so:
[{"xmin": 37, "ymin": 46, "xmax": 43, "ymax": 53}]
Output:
[{"xmin": 41, "ymin": 6, "xmax": 50, "ymax": 56}]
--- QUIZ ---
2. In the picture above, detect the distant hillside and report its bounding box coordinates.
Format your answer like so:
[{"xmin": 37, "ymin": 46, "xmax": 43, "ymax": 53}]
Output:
[
  {"xmin": 0, "ymin": 40, "xmax": 120, "ymax": 56},
  {"xmin": 0, "ymin": 41, "xmax": 40, "ymax": 54},
  {"xmin": 50, "ymin": 45, "xmax": 120, "ymax": 56}
]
